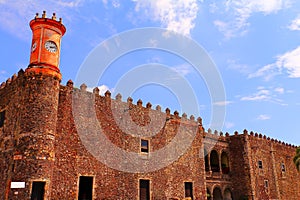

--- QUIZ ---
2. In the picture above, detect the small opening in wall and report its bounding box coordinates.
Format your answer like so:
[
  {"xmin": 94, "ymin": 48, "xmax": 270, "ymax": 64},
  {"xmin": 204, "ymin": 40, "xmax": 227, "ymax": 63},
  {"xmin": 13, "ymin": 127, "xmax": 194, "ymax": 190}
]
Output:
[
  {"xmin": 264, "ymin": 180, "xmax": 269, "ymax": 191},
  {"xmin": 258, "ymin": 160, "xmax": 263, "ymax": 169},
  {"xmin": 0, "ymin": 110, "xmax": 5, "ymax": 127},
  {"xmin": 141, "ymin": 139, "xmax": 149, "ymax": 153},
  {"xmin": 184, "ymin": 182, "xmax": 193, "ymax": 200},
  {"xmin": 281, "ymin": 163, "xmax": 286, "ymax": 172},
  {"xmin": 30, "ymin": 181, "xmax": 45, "ymax": 200},
  {"xmin": 78, "ymin": 176, "xmax": 93, "ymax": 200},
  {"xmin": 139, "ymin": 179, "xmax": 150, "ymax": 200}
]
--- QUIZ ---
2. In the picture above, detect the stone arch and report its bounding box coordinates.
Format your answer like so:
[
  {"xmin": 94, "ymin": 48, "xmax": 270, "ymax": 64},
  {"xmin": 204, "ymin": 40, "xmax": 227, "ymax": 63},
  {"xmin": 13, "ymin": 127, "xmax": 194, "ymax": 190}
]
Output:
[
  {"xmin": 204, "ymin": 148, "xmax": 210, "ymax": 171},
  {"xmin": 223, "ymin": 188, "xmax": 232, "ymax": 200},
  {"xmin": 213, "ymin": 187, "xmax": 222, "ymax": 200},
  {"xmin": 221, "ymin": 151, "xmax": 229, "ymax": 174},
  {"xmin": 210, "ymin": 150, "xmax": 220, "ymax": 172}
]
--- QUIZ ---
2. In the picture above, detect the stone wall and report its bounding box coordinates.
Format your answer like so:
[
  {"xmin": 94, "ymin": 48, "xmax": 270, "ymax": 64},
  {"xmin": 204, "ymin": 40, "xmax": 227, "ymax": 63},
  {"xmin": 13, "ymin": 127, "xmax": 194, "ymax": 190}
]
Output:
[
  {"xmin": 50, "ymin": 82, "xmax": 207, "ymax": 199},
  {"xmin": 0, "ymin": 75, "xmax": 299, "ymax": 200},
  {"xmin": 0, "ymin": 69, "xmax": 61, "ymax": 199},
  {"xmin": 247, "ymin": 132, "xmax": 300, "ymax": 200}
]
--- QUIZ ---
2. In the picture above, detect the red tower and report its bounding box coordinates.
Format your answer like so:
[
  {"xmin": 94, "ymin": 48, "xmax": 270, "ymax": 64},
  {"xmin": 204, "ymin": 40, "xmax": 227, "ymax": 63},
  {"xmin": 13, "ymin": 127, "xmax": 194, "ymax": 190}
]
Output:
[
  {"xmin": 6, "ymin": 11, "xmax": 66, "ymax": 200},
  {"xmin": 26, "ymin": 11, "xmax": 66, "ymax": 80}
]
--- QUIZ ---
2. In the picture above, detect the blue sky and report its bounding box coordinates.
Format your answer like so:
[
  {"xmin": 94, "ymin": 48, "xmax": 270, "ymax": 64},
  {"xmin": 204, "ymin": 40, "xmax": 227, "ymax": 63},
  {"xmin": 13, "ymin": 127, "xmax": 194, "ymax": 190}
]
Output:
[{"xmin": 0, "ymin": 0, "xmax": 300, "ymax": 145}]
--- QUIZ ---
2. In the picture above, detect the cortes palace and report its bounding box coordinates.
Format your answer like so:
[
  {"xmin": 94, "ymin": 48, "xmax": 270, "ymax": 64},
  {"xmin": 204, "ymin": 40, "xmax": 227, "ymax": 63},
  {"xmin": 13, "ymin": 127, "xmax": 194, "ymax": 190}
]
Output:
[{"xmin": 0, "ymin": 11, "xmax": 299, "ymax": 200}]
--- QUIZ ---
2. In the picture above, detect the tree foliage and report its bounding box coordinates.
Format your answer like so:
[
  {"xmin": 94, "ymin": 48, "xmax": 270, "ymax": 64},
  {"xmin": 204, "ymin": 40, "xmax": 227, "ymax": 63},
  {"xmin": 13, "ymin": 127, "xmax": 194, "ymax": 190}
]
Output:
[{"xmin": 293, "ymin": 147, "xmax": 300, "ymax": 172}]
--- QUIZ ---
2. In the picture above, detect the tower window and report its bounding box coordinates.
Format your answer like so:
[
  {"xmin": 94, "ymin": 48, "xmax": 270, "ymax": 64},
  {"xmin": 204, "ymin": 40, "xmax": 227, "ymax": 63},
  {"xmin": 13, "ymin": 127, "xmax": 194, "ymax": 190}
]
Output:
[
  {"xmin": 30, "ymin": 181, "xmax": 45, "ymax": 200},
  {"xmin": 258, "ymin": 160, "xmax": 263, "ymax": 169},
  {"xmin": 139, "ymin": 179, "xmax": 150, "ymax": 200},
  {"xmin": 264, "ymin": 180, "xmax": 269, "ymax": 192},
  {"xmin": 281, "ymin": 163, "xmax": 286, "ymax": 172},
  {"xmin": 184, "ymin": 182, "xmax": 193, "ymax": 199},
  {"xmin": 0, "ymin": 110, "xmax": 5, "ymax": 128},
  {"xmin": 78, "ymin": 176, "xmax": 93, "ymax": 200},
  {"xmin": 141, "ymin": 139, "xmax": 149, "ymax": 153}
]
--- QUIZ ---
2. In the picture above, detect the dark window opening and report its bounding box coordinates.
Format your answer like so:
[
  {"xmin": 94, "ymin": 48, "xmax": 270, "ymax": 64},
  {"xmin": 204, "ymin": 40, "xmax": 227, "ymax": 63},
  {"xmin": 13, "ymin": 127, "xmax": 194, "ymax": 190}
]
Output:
[
  {"xmin": 206, "ymin": 188, "xmax": 212, "ymax": 200},
  {"xmin": 139, "ymin": 179, "xmax": 150, "ymax": 200},
  {"xmin": 30, "ymin": 181, "xmax": 45, "ymax": 200},
  {"xmin": 258, "ymin": 160, "xmax": 263, "ymax": 169},
  {"xmin": 141, "ymin": 139, "xmax": 149, "ymax": 153},
  {"xmin": 205, "ymin": 154, "xmax": 209, "ymax": 171},
  {"xmin": 264, "ymin": 180, "xmax": 268, "ymax": 187},
  {"xmin": 213, "ymin": 187, "xmax": 222, "ymax": 200},
  {"xmin": 224, "ymin": 188, "xmax": 232, "ymax": 200},
  {"xmin": 184, "ymin": 182, "xmax": 193, "ymax": 199},
  {"xmin": 221, "ymin": 152, "xmax": 230, "ymax": 174},
  {"xmin": 78, "ymin": 176, "xmax": 93, "ymax": 200},
  {"xmin": 210, "ymin": 150, "xmax": 220, "ymax": 172},
  {"xmin": 281, "ymin": 163, "xmax": 286, "ymax": 172},
  {"xmin": 264, "ymin": 180, "xmax": 269, "ymax": 191},
  {"xmin": 0, "ymin": 110, "xmax": 5, "ymax": 128}
]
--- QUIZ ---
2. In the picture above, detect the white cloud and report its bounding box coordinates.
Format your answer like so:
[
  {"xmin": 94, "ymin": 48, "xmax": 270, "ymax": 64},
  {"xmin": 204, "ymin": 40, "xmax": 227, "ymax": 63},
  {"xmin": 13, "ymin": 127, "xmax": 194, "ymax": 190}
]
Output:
[
  {"xmin": 214, "ymin": 0, "xmax": 290, "ymax": 38},
  {"xmin": 112, "ymin": 0, "xmax": 120, "ymax": 8},
  {"xmin": 225, "ymin": 122, "xmax": 235, "ymax": 129},
  {"xmin": 213, "ymin": 101, "xmax": 233, "ymax": 106},
  {"xmin": 172, "ymin": 63, "xmax": 194, "ymax": 76},
  {"xmin": 227, "ymin": 59, "xmax": 251, "ymax": 75},
  {"xmin": 249, "ymin": 46, "xmax": 300, "ymax": 80},
  {"xmin": 240, "ymin": 86, "xmax": 287, "ymax": 105},
  {"xmin": 257, "ymin": 114, "xmax": 271, "ymax": 120},
  {"xmin": 98, "ymin": 85, "xmax": 112, "ymax": 95},
  {"xmin": 0, "ymin": 0, "xmax": 84, "ymax": 39},
  {"xmin": 278, "ymin": 46, "xmax": 300, "ymax": 78},
  {"xmin": 87, "ymin": 85, "xmax": 111, "ymax": 96},
  {"xmin": 274, "ymin": 87, "xmax": 284, "ymax": 94},
  {"xmin": 288, "ymin": 15, "xmax": 300, "ymax": 31},
  {"xmin": 102, "ymin": 0, "xmax": 108, "ymax": 6},
  {"xmin": 132, "ymin": 0, "xmax": 199, "ymax": 36},
  {"xmin": 241, "ymin": 89, "xmax": 270, "ymax": 101},
  {"xmin": 56, "ymin": 0, "xmax": 83, "ymax": 8},
  {"xmin": 248, "ymin": 64, "xmax": 281, "ymax": 81}
]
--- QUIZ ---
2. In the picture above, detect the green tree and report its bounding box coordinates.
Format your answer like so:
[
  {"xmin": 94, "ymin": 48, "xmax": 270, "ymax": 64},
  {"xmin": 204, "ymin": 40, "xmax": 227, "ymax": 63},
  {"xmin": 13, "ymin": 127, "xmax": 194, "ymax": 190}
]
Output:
[{"xmin": 293, "ymin": 147, "xmax": 300, "ymax": 172}]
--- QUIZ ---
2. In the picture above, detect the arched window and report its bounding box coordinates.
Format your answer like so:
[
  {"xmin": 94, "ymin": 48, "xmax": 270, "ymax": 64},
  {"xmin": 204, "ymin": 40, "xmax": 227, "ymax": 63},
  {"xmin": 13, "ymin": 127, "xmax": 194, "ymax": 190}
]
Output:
[
  {"xmin": 221, "ymin": 152, "xmax": 230, "ymax": 174},
  {"xmin": 213, "ymin": 187, "xmax": 222, "ymax": 200},
  {"xmin": 204, "ymin": 148, "xmax": 209, "ymax": 171},
  {"xmin": 210, "ymin": 150, "xmax": 220, "ymax": 172},
  {"xmin": 224, "ymin": 188, "xmax": 232, "ymax": 200},
  {"xmin": 207, "ymin": 188, "xmax": 212, "ymax": 200}
]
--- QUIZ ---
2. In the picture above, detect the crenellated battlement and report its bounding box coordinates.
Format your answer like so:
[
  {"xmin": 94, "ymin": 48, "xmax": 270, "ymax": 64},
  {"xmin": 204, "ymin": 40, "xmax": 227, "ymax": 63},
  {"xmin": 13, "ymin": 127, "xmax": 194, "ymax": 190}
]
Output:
[
  {"xmin": 65, "ymin": 81, "xmax": 204, "ymax": 128},
  {"xmin": 56, "ymin": 81, "xmax": 298, "ymax": 149},
  {"xmin": 204, "ymin": 128, "xmax": 297, "ymax": 148},
  {"xmin": 0, "ymin": 69, "xmax": 25, "ymax": 91}
]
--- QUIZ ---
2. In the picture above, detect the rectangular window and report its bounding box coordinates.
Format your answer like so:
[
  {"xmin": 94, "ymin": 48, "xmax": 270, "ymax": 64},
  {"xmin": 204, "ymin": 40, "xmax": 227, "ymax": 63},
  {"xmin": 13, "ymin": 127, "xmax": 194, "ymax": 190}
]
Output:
[
  {"xmin": 184, "ymin": 182, "xmax": 193, "ymax": 199},
  {"xmin": 78, "ymin": 176, "xmax": 93, "ymax": 200},
  {"xmin": 30, "ymin": 181, "xmax": 45, "ymax": 200},
  {"xmin": 141, "ymin": 139, "xmax": 149, "ymax": 153},
  {"xmin": 139, "ymin": 179, "xmax": 150, "ymax": 200},
  {"xmin": 264, "ymin": 180, "xmax": 269, "ymax": 192},
  {"xmin": 258, "ymin": 160, "xmax": 263, "ymax": 169},
  {"xmin": 0, "ymin": 110, "xmax": 5, "ymax": 128}
]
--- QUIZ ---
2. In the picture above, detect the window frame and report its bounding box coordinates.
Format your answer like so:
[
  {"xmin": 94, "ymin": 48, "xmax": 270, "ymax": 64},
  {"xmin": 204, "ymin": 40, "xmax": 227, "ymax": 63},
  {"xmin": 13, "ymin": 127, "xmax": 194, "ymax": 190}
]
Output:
[
  {"xmin": 141, "ymin": 139, "xmax": 149, "ymax": 153},
  {"xmin": 281, "ymin": 162, "xmax": 286, "ymax": 172},
  {"xmin": 258, "ymin": 160, "xmax": 263, "ymax": 169}
]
